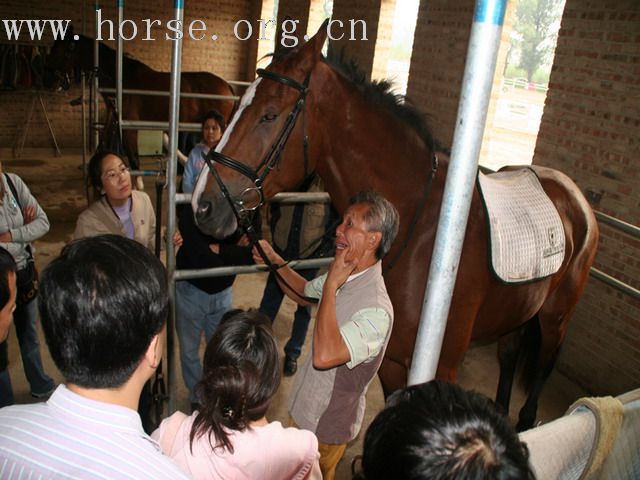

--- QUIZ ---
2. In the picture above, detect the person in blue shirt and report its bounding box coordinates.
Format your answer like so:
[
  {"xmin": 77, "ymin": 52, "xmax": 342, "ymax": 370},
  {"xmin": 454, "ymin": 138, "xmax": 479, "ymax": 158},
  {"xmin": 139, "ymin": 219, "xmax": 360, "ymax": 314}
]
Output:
[{"xmin": 182, "ymin": 110, "xmax": 225, "ymax": 194}]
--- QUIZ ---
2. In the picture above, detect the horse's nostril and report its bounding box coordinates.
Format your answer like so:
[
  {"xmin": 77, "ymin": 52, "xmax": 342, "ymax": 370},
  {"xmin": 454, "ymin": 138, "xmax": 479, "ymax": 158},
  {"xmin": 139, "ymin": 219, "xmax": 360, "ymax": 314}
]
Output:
[
  {"xmin": 196, "ymin": 202, "xmax": 211, "ymax": 217},
  {"xmin": 195, "ymin": 200, "xmax": 212, "ymax": 220}
]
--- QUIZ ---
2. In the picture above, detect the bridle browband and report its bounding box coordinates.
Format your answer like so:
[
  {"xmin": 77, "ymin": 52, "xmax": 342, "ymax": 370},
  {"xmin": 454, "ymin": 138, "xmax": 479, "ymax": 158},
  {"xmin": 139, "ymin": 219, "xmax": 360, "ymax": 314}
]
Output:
[{"xmin": 201, "ymin": 67, "xmax": 318, "ymax": 303}]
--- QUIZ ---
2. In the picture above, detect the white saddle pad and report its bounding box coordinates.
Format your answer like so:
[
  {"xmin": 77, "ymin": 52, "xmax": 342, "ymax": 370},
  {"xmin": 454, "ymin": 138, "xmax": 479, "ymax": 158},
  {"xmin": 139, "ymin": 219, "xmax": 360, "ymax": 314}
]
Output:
[{"xmin": 477, "ymin": 168, "xmax": 565, "ymax": 283}]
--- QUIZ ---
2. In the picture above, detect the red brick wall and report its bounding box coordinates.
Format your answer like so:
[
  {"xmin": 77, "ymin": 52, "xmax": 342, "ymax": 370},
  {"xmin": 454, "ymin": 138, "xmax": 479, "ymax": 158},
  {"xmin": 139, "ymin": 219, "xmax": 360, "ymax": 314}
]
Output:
[
  {"xmin": 0, "ymin": 0, "xmax": 256, "ymax": 149},
  {"xmin": 406, "ymin": 0, "xmax": 475, "ymax": 148},
  {"xmin": 534, "ymin": 0, "xmax": 640, "ymax": 395},
  {"xmin": 329, "ymin": 0, "xmax": 383, "ymax": 78}
]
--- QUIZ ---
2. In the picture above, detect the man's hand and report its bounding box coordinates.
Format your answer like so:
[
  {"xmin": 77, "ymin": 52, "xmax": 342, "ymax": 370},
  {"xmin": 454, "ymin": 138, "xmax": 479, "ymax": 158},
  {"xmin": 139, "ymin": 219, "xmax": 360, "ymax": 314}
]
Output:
[
  {"xmin": 252, "ymin": 239, "xmax": 283, "ymax": 266},
  {"xmin": 0, "ymin": 231, "xmax": 11, "ymax": 242},
  {"xmin": 326, "ymin": 244, "xmax": 361, "ymax": 290}
]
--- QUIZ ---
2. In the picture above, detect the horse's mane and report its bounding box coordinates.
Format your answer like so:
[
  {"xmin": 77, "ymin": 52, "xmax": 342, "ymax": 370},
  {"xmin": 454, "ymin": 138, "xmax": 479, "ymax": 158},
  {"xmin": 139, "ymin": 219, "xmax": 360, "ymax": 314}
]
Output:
[{"xmin": 323, "ymin": 51, "xmax": 440, "ymax": 154}]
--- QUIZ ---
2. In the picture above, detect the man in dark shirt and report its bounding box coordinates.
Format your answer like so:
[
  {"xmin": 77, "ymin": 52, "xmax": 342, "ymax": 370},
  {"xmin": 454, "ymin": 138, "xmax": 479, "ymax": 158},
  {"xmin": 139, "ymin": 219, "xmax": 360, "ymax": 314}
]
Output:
[{"xmin": 175, "ymin": 209, "xmax": 255, "ymax": 408}]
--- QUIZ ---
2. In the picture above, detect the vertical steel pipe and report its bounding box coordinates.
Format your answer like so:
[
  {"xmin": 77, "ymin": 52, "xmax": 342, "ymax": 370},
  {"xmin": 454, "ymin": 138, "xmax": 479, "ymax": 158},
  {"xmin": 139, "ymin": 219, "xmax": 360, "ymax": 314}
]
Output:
[
  {"xmin": 116, "ymin": 0, "xmax": 124, "ymax": 141},
  {"xmin": 93, "ymin": 2, "xmax": 100, "ymax": 152},
  {"xmin": 81, "ymin": 71, "xmax": 87, "ymax": 173},
  {"xmin": 166, "ymin": 0, "xmax": 184, "ymax": 414},
  {"xmin": 408, "ymin": 0, "xmax": 508, "ymax": 385}
]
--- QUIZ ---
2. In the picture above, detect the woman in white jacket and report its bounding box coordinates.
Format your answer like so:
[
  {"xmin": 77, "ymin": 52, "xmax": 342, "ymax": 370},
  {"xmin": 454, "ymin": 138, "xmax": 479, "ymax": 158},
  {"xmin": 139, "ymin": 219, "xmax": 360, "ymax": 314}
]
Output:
[{"xmin": 0, "ymin": 163, "xmax": 54, "ymax": 407}]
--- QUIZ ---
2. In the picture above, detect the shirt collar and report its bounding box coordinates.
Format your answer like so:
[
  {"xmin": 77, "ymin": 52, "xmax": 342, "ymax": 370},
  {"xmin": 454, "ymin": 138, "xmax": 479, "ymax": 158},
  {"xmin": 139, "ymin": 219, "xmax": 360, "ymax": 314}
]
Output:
[
  {"xmin": 48, "ymin": 384, "xmax": 145, "ymax": 435},
  {"xmin": 346, "ymin": 261, "xmax": 380, "ymax": 283}
]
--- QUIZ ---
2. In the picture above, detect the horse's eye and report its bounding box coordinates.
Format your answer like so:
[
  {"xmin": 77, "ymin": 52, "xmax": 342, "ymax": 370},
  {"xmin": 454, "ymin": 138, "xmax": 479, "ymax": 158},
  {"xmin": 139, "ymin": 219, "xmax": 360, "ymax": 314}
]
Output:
[{"xmin": 260, "ymin": 113, "xmax": 277, "ymax": 123}]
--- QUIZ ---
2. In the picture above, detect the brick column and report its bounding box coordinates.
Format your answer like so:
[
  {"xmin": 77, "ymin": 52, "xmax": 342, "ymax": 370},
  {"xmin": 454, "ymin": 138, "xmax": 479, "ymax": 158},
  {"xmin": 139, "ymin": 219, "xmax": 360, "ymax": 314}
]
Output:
[
  {"xmin": 406, "ymin": 0, "xmax": 475, "ymax": 148},
  {"xmin": 328, "ymin": 0, "xmax": 383, "ymax": 79},
  {"xmin": 275, "ymin": 0, "xmax": 311, "ymax": 53}
]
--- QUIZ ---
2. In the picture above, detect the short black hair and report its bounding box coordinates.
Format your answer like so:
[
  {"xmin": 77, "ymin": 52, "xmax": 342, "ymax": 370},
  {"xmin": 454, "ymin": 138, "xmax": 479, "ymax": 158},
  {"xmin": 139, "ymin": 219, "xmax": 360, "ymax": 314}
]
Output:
[
  {"xmin": 88, "ymin": 149, "xmax": 128, "ymax": 191},
  {"xmin": 190, "ymin": 309, "xmax": 280, "ymax": 454},
  {"xmin": 201, "ymin": 109, "xmax": 226, "ymax": 131},
  {"xmin": 38, "ymin": 235, "xmax": 168, "ymax": 388},
  {"xmin": 0, "ymin": 246, "xmax": 17, "ymax": 309},
  {"xmin": 355, "ymin": 380, "xmax": 535, "ymax": 480}
]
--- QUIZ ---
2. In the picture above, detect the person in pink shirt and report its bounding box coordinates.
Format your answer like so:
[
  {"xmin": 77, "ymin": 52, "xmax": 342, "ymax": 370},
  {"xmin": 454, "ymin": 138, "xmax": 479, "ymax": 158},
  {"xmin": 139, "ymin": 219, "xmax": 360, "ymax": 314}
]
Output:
[{"xmin": 153, "ymin": 309, "xmax": 321, "ymax": 480}]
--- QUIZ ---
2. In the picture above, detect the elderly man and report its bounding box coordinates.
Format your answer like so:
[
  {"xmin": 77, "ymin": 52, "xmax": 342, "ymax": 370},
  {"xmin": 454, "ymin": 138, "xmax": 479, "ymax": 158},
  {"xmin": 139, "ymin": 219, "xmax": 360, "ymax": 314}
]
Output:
[
  {"xmin": 254, "ymin": 191, "xmax": 400, "ymax": 480},
  {"xmin": 0, "ymin": 235, "xmax": 189, "ymax": 479}
]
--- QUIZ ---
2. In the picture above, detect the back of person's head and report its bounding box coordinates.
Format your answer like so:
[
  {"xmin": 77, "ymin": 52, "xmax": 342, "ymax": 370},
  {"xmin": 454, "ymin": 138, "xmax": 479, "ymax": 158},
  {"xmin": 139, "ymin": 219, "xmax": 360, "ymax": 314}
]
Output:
[
  {"xmin": 0, "ymin": 246, "xmax": 17, "ymax": 309},
  {"xmin": 190, "ymin": 309, "xmax": 280, "ymax": 454},
  {"xmin": 38, "ymin": 234, "xmax": 168, "ymax": 389},
  {"xmin": 349, "ymin": 191, "xmax": 399, "ymax": 259},
  {"xmin": 354, "ymin": 380, "xmax": 534, "ymax": 480},
  {"xmin": 201, "ymin": 109, "xmax": 226, "ymax": 131}
]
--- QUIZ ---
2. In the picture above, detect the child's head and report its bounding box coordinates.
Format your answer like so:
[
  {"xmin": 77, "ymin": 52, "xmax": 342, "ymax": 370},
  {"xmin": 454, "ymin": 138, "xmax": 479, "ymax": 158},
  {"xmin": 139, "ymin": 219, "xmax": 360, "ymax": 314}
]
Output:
[{"xmin": 191, "ymin": 309, "xmax": 281, "ymax": 453}]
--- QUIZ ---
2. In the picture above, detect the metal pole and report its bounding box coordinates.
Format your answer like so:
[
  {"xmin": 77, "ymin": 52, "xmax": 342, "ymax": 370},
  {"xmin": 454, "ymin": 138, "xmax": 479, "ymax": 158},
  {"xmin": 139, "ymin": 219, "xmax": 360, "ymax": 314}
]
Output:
[
  {"xmin": 116, "ymin": 0, "xmax": 124, "ymax": 142},
  {"xmin": 590, "ymin": 268, "xmax": 640, "ymax": 301},
  {"xmin": 39, "ymin": 94, "xmax": 62, "ymax": 156},
  {"xmin": 174, "ymin": 258, "xmax": 334, "ymax": 281},
  {"xmin": 99, "ymin": 87, "xmax": 239, "ymax": 101},
  {"xmin": 81, "ymin": 72, "xmax": 87, "ymax": 172},
  {"xmin": 408, "ymin": 0, "xmax": 508, "ymax": 385},
  {"xmin": 166, "ymin": 0, "xmax": 184, "ymax": 414},
  {"xmin": 93, "ymin": 2, "xmax": 100, "ymax": 152}
]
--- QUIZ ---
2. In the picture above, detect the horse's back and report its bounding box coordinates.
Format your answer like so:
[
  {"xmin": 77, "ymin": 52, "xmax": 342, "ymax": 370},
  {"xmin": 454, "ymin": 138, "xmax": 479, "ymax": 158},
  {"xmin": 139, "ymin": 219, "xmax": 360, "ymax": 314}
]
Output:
[{"xmin": 468, "ymin": 164, "xmax": 598, "ymax": 335}]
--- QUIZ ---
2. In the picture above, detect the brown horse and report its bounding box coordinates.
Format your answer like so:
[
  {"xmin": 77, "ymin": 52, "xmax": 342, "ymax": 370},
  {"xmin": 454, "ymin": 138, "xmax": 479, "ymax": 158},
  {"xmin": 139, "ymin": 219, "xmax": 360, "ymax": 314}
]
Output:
[
  {"xmin": 191, "ymin": 25, "xmax": 599, "ymax": 430},
  {"xmin": 45, "ymin": 33, "xmax": 236, "ymax": 170}
]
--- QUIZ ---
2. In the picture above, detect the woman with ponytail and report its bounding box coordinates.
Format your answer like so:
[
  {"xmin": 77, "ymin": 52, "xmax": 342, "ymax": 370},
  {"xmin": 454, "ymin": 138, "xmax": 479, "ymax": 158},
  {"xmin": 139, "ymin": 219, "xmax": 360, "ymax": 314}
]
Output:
[{"xmin": 152, "ymin": 310, "xmax": 321, "ymax": 479}]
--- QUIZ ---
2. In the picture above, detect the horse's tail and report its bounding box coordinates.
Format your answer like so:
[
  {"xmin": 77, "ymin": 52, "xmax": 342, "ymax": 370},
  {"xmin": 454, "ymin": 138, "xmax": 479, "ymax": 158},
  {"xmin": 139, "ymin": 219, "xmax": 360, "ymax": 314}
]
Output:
[{"xmin": 519, "ymin": 313, "xmax": 542, "ymax": 394}]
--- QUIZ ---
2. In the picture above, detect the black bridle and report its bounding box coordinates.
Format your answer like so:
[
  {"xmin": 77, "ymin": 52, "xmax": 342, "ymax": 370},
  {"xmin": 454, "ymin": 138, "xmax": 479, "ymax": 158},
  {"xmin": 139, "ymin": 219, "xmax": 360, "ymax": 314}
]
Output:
[
  {"xmin": 201, "ymin": 67, "xmax": 318, "ymax": 303},
  {"xmin": 202, "ymin": 67, "xmax": 311, "ymax": 235}
]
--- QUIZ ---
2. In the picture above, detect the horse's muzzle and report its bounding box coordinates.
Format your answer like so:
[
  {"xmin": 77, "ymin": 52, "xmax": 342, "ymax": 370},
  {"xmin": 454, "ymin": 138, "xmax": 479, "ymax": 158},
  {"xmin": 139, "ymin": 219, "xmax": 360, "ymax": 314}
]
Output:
[{"xmin": 194, "ymin": 196, "xmax": 237, "ymax": 239}]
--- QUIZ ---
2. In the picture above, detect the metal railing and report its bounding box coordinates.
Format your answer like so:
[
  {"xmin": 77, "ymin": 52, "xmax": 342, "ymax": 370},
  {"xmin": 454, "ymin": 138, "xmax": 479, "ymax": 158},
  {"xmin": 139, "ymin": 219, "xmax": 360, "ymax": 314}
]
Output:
[{"xmin": 590, "ymin": 211, "xmax": 640, "ymax": 301}]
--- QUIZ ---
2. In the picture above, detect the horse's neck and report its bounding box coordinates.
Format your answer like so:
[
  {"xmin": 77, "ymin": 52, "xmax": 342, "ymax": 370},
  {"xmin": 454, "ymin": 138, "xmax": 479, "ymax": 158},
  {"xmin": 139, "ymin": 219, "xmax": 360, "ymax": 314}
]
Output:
[
  {"xmin": 84, "ymin": 38, "xmax": 154, "ymax": 80},
  {"xmin": 314, "ymin": 69, "xmax": 433, "ymax": 208}
]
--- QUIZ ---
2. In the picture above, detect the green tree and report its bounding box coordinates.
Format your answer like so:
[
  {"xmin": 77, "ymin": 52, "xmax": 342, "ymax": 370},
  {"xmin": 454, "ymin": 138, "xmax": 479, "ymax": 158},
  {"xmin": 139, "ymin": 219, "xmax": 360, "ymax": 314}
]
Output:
[{"xmin": 514, "ymin": 0, "xmax": 564, "ymax": 81}]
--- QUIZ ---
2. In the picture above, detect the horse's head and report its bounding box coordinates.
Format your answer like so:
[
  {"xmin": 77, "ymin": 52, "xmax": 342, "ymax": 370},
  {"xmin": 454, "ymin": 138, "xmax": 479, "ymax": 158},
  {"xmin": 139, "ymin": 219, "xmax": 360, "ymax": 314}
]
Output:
[
  {"xmin": 44, "ymin": 28, "xmax": 79, "ymax": 90},
  {"xmin": 192, "ymin": 22, "xmax": 329, "ymax": 238}
]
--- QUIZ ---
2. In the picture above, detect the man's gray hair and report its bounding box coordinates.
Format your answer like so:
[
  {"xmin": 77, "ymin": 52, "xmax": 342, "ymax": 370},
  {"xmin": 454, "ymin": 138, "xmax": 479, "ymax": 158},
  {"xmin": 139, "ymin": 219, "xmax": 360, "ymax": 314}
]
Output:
[{"xmin": 350, "ymin": 191, "xmax": 400, "ymax": 260}]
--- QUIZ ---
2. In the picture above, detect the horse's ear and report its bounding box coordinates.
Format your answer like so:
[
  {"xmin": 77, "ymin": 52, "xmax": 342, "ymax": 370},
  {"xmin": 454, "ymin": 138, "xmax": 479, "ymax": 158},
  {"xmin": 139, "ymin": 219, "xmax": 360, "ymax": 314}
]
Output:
[{"xmin": 296, "ymin": 19, "xmax": 329, "ymax": 73}]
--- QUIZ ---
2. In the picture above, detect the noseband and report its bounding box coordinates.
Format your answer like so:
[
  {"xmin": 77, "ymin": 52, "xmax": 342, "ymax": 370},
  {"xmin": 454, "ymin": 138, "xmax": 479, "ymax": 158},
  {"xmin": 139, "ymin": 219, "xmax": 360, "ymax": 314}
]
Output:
[{"xmin": 202, "ymin": 68, "xmax": 311, "ymax": 233}]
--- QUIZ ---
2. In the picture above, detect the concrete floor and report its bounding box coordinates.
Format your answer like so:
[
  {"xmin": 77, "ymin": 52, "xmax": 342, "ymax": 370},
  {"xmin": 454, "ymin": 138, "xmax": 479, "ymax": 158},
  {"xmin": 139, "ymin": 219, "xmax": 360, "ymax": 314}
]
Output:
[{"xmin": 2, "ymin": 148, "xmax": 588, "ymax": 479}]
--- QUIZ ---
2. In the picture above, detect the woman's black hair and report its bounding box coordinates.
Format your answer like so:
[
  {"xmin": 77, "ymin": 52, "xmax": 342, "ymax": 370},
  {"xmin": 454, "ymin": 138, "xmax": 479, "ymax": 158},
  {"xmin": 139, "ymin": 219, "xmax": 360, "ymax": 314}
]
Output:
[{"xmin": 190, "ymin": 309, "xmax": 281, "ymax": 454}]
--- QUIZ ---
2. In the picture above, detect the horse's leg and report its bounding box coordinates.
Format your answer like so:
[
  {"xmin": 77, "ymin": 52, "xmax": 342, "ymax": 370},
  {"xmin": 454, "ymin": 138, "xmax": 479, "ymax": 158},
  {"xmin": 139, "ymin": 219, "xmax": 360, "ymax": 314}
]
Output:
[
  {"xmin": 495, "ymin": 320, "xmax": 529, "ymax": 415},
  {"xmin": 517, "ymin": 306, "xmax": 571, "ymax": 431},
  {"xmin": 377, "ymin": 357, "xmax": 408, "ymax": 398}
]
